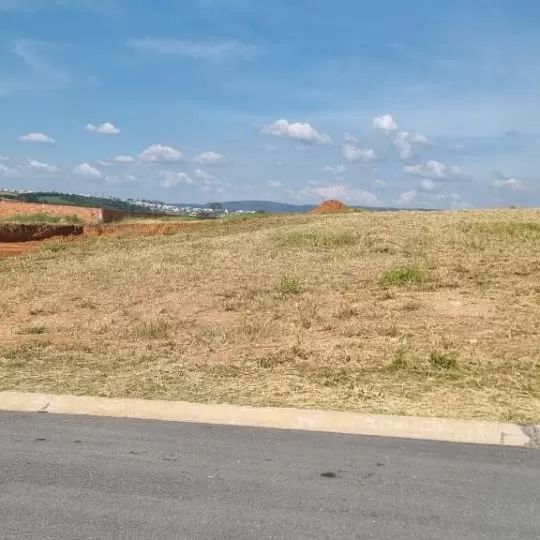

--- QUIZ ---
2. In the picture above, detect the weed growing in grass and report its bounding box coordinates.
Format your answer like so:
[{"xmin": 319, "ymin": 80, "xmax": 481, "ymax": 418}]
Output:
[
  {"xmin": 389, "ymin": 347, "xmax": 409, "ymax": 371},
  {"xmin": 468, "ymin": 221, "xmax": 540, "ymax": 239},
  {"xmin": 274, "ymin": 230, "xmax": 357, "ymax": 249},
  {"xmin": 379, "ymin": 266, "xmax": 423, "ymax": 286},
  {"xmin": 279, "ymin": 276, "xmax": 302, "ymax": 295},
  {"xmin": 17, "ymin": 325, "xmax": 48, "ymax": 335},
  {"xmin": 335, "ymin": 305, "xmax": 359, "ymax": 319},
  {"xmin": 429, "ymin": 351, "xmax": 458, "ymax": 370},
  {"xmin": 133, "ymin": 319, "xmax": 173, "ymax": 340},
  {"xmin": 41, "ymin": 241, "xmax": 71, "ymax": 253}
]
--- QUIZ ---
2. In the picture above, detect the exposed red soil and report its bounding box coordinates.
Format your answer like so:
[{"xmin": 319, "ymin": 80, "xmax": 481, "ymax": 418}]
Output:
[
  {"xmin": 0, "ymin": 222, "xmax": 200, "ymax": 258},
  {"xmin": 0, "ymin": 200, "xmax": 101, "ymax": 223},
  {"xmin": 0, "ymin": 224, "xmax": 83, "ymax": 243},
  {"xmin": 310, "ymin": 200, "xmax": 349, "ymax": 214}
]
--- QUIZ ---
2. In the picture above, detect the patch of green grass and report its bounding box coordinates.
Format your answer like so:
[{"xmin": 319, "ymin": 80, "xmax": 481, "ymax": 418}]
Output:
[
  {"xmin": 469, "ymin": 221, "xmax": 540, "ymax": 239},
  {"xmin": 274, "ymin": 229, "xmax": 358, "ymax": 249},
  {"xmin": 379, "ymin": 266, "xmax": 423, "ymax": 287},
  {"xmin": 0, "ymin": 212, "xmax": 83, "ymax": 225},
  {"xmin": 388, "ymin": 347, "xmax": 410, "ymax": 371},
  {"xmin": 279, "ymin": 276, "xmax": 302, "ymax": 295},
  {"xmin": 429, "ymin": 351, "xmax": 458, "ymax": 370},
  {"xmin": 40, "ymin": 241, "xmax": 72, "ymax": 253}
]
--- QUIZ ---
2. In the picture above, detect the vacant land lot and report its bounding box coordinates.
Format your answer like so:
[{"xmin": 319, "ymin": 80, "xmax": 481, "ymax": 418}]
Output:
[
  {"xmin": 0, "ymin": 200, "xmax": 101, "ymax": 223},
  {"xmin": 1, "ymin": 210, "xmax": 539, "ymax": 422}
]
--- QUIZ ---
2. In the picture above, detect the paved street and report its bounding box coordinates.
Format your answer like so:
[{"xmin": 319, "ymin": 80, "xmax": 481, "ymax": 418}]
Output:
[{"xmin": 0, "ymin": 411, "xmax": 538, "ymax": 539}]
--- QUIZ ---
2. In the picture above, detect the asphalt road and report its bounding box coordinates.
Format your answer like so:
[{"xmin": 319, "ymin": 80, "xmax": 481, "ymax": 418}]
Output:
[{"xmin": 0, "ymin": 412, "xmax": 538, "ymax": 539}]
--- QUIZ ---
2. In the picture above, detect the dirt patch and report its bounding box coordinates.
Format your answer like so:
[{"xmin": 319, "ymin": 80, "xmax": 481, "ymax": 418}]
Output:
[
  {"xmin": 0, "ymin": 200, "xmax": 101, "ymax": 223},
  {"xmin": 310, "ymin": 200, "xmax": 349, "ymax": 214},
  {"xmin": 0, "ymin": 224, "xmax": 83, "ymax": 243},
  {"xmin": 0, "ymin": 221, "xmax": 200, "ymax": 257},
  {"xmin": 0, "ymin": 242, "xmax": 40, "ymax": 257}
]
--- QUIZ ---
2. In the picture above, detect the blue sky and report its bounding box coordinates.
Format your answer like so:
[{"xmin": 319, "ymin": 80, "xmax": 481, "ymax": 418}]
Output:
[{"xmin": 0, "ymin": 0, "xmax": 539, "ymax": 208}]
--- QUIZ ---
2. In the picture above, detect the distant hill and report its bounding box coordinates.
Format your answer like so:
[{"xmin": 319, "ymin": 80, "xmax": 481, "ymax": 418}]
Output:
[
  {"xmin": 212, "ymin": 201, "xmax": 316, "ymax": 213},
  {"xmin": 11, "ymin": 192, "xmax": 147, "ymax": 213},
  {"xmin": 205, "ymin": 200, "xmax": 408, "ymax": 213},
  {"xmin": 7, "ymin": 191, "xmax": 426, "ymax": 214}
]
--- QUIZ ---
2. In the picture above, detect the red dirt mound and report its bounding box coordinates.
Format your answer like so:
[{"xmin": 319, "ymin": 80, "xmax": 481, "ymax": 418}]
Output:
[{"xmin": 310, "ymin": 200, "xmax": 349, "ymax": 214}]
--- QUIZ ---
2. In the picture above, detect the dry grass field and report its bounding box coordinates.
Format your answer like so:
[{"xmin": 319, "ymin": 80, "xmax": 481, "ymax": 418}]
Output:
[{"xmin": 1, "ymin": 209, "xmax": 539, "ymax": 422}]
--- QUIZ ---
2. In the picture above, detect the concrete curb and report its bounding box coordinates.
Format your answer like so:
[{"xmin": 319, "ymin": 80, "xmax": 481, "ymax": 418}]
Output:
[{"xmin": 0, "ymin": 391, "xmax": 538, "ymax": 449}]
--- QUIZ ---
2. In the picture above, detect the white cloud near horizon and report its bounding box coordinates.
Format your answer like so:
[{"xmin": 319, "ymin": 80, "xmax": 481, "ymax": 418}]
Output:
[
  {"xmin": 0, "ymin": 163, "xmax": 21, "ymax": 178},
  {"xmin": 404, "ymin": 160, "xmax": 462, "ymax": 179},
  {"xmin": 160, "ymin": 171, "xmax": 195, "ymax": 188},
  {"xmin": 73, "ymin": 162, "xmax": 102, "ymax": 179},
  {"xmin": 308, "ymin": 183, "xmax": 378, "ymax": 205},
  {"xmin": 194, "ymin": 168, "xmax": 215, "ymax": 181},
  {"xmin": 28, "ymin": 159, "xmax": 58, "ymax": 173}
]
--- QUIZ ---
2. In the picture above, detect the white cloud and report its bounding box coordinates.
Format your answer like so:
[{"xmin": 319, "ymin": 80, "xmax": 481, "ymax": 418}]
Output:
[
  {"xmin": 308, "ymin": 183, "xmax": 378, "ymax": 205},
  {"xmin": 373, "ymin": 114, "xmax": 397, "ymax": 132},
  {"xmin": 262, "ymin": 119, "xmax": 331, "ymax": 145},
  {"xmin": 344, "ymin": 132, "xmax": 358, "ymax": 143},
  {"xmin": 404, "ymin": 160, "xmax": 461, "ymax": 179},
  {"xmin": 310, "ymin": 184, "xmax": 348, "ymax": 200},
  {"xmin": 393, "ymin": 131, "xmax": 429, "ymax": 159},
  {"xmin": 324, "ymin": 165, "xmax": 346, "ymax": 174},
  {"xmin": 420, "ymin": 178, "xmax": 436, "ymax": 191},
  {"xmin": 139, "ymin": 144, "xmax": 184, "ymax": 163},
  {"xmin": 343, "ymin": 144, "xmax": 377, "ymax": 163},
  {"xmin": 396, "ymin": 190, "xmax": 418, "ymax": 206},
  {"xmin": 494, "ymin": 177, "xmax": 524, "ymax": 189},
  {"xmin": 0, "ymin": 154, "xmax": 8, "ymax": 161},
  {"xmin": 73, "ymin": 162, "xmax": 102, "ymax": 179},
  {"xmin": 127, "ymin": 39, "xmax": 258, "ymax": 61},
  {"xmin": 375, "ymin": 179, "xmax": 387, "ymax": 187},
  {"xmin": 85, "ymin": 122, "xmax": 120, "ymax": 135},
  {"xmin": 195, "ymin": 151, "xmax": 224, "ymax": 165},
  {"xmin": 268, "ymin": 180, "xmax": 283, "ymax": 188},
  {"xmin": 0, "ymin": 163, "xmax": 21, "ymax": 178},
  {"xmin": 200, "ymin": 178, "xmax": 227, "ymax": 193},
  {"xmin": 263, "ymin": 144, "xmax": 277, "ymax": 153},
  {"xmin": 19, "ymin": 132, "xmax": 55, "ymax": 143},
  {"xmin": 160, "ymin": 171, "xmax": 195, "ymax": 188},
  {"xmin": 350, "ymin": 189, "xmax": 379, "ymax": 205},
  {"xmin": 112, "ymin": 155, "xmax": 135, "ymax": 163},
  {"xmin": 194, "ymin": 168, "xmax": 215, "ymax": 181},
  {"xmin": 28, "ymin": 159, "xmax": 58, "ymax": 173},
  {"xmin": 105, "ymin": 173, "xmax": 139, "ymax": 185}
]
